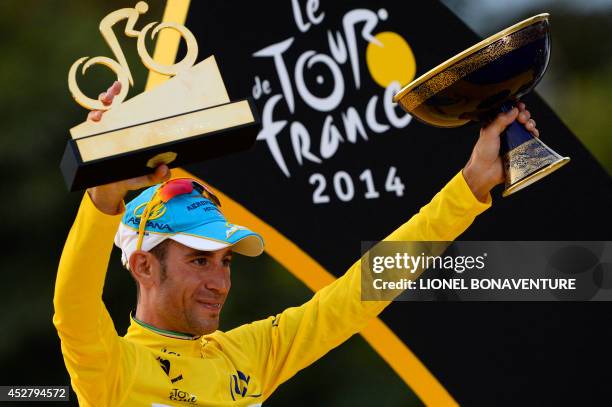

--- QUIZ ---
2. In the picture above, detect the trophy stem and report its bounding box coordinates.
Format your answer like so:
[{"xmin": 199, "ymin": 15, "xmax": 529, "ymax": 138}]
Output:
[{"xmin": 500, "ymin": 103, "xmax": 570, "ymax": 197}]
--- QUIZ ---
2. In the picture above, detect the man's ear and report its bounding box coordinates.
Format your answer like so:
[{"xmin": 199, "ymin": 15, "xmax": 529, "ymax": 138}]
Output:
[{"xmin": 129, "ymin": 250, "xmax": 158, "ymax": 288}]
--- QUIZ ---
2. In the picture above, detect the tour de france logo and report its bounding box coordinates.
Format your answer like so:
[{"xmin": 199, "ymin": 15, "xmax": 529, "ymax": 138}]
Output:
[{"xmin": 251, "ymin": 2, "xmax": 418, "ymax": 206}]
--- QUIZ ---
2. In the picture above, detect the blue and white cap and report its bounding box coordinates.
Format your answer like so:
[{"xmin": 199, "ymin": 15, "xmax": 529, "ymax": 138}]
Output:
[{"xmin": 114, "ymin": 182, "xmax": 264, "ymax": 269}]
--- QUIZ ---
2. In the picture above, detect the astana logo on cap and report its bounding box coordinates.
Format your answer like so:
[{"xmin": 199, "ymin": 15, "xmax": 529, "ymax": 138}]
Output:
[
  {"xmin": 126, "ymin": 201, "xmax": 172, "ymax": 232},
  {"xmin": 134, "ymin": 201, "xmax": 166, "ymax": 219}
]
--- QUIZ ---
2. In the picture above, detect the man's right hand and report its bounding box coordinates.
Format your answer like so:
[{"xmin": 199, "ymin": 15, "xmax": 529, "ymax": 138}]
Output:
[{"xmin": 86, "ymin": 81, "xmax": 171, "ymax": 215}]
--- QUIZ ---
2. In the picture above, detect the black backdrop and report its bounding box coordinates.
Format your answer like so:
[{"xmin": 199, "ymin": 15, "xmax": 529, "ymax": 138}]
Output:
[{"xmin": 178, "ymin": 1, "xmax": 612, "ymax": 405}]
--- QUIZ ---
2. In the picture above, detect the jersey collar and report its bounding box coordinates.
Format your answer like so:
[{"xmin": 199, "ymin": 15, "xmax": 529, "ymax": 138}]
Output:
[{"xmin": 130, "ymin": 314, "xmax": 200, "ymax": 340}]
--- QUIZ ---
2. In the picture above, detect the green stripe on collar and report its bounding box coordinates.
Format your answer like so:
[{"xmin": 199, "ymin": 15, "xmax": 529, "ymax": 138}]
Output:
[{"xmin": 132, "ymin": 314, "xmax": 200, "ymax": 340}]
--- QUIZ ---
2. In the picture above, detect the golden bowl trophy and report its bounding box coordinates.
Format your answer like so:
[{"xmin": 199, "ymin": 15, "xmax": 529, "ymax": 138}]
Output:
[
  {"xmin": 61, "ymin": 1, "xmax": 260, "ymax": 191},
  {"xmin": 394, "ymin": 13, "xmax": 570, "ymax": 197}
]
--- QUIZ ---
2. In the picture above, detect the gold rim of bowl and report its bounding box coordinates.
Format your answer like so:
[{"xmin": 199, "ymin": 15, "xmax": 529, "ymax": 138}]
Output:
[{"xmin": 393, "ymin": 13, "xmax": 550, "ymax": 103}]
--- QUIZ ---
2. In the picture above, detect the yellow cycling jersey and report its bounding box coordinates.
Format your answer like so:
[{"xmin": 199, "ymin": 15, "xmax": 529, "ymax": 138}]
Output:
[{"xmin": 53, "ymin": 171, "xmax": 491, "ymax": 406}]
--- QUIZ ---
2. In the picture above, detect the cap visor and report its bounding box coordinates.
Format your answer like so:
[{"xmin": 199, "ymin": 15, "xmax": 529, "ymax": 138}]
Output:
[{"xmin": 170, "ymin": 221, "xmax": 264, "ymax": 257}]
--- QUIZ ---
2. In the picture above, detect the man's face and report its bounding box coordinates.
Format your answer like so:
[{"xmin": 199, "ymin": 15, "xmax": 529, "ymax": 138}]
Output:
[{"xmin": 152, "ymin": 240, "xmax": 232, "ymax": 335}]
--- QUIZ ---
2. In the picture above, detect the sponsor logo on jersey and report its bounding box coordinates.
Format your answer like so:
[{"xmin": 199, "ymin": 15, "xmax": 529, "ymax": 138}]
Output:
[
  {"xmin": 156, "ymin": 356, "xmax": 184, "ymax": 384},
  {"xmin": 230, "ymin": 370, "xmax": 262, "ymax": 401},
  {"xmin": 169, "ymin": 388, "xmax": 197, "ymax": 404}
]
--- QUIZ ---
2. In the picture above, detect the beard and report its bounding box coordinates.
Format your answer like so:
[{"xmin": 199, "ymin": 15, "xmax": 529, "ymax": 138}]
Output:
[{"xmin": 184, "ymin": 304, "xmax": 221, "ymax": 335}]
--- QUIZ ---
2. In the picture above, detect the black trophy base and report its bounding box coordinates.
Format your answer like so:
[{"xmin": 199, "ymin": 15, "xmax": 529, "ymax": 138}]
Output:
[{"xmin": 60, "ymin": 100, "xmax": 260, "ymax": 191}]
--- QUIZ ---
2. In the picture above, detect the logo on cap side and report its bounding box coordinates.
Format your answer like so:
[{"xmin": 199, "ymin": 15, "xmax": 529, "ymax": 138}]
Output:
[{"xmin": 186, "ymin": 200, "xmax": 218, "ymax": 213}]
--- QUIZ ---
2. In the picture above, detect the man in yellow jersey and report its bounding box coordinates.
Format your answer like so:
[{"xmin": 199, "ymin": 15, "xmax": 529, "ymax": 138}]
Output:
[{"xmin": 54, "ymin": 81, "xmax": 539, "ymax": 406}]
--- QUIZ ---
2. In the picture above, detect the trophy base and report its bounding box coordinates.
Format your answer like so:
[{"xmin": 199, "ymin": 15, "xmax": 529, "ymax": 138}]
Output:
[
  {"xmin": 60, "ymin": 99, "xmax": 260, "ymax": 191},
  {"xmin": 502, "ymin": 156, "xmax": 570, "ymax": 197}
]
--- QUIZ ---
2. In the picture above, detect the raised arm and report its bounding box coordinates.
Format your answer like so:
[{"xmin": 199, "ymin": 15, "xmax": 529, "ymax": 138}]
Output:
[
  {"xmin": 53, "ymin": 82, "xmax": 170, "ymax": 405},
  {"xmin": 223, "ymin": 105, "xmax": 540, "ymax": 399},
  {"xmin": 53, "ymin": 191, "xmax": 128, "ymax": 405}
]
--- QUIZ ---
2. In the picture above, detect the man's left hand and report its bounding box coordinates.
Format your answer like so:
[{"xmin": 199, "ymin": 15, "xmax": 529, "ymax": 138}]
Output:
[{"xmin": 463, "ymin": 102, "xmax": 539, "ymax": 202}]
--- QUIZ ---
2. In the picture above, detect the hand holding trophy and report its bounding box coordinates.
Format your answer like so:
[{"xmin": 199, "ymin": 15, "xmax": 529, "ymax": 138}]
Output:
[
  {"xmin": 394, "ymin": 14, "xmax": 569, "ymax": 197},
  {"xmin": 82, "ymin": 81, "xmax": 171, "ymax": 216},
  {"xmin": 61, "ymin": 1, "xmax": 259, "ymax": 191}
]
